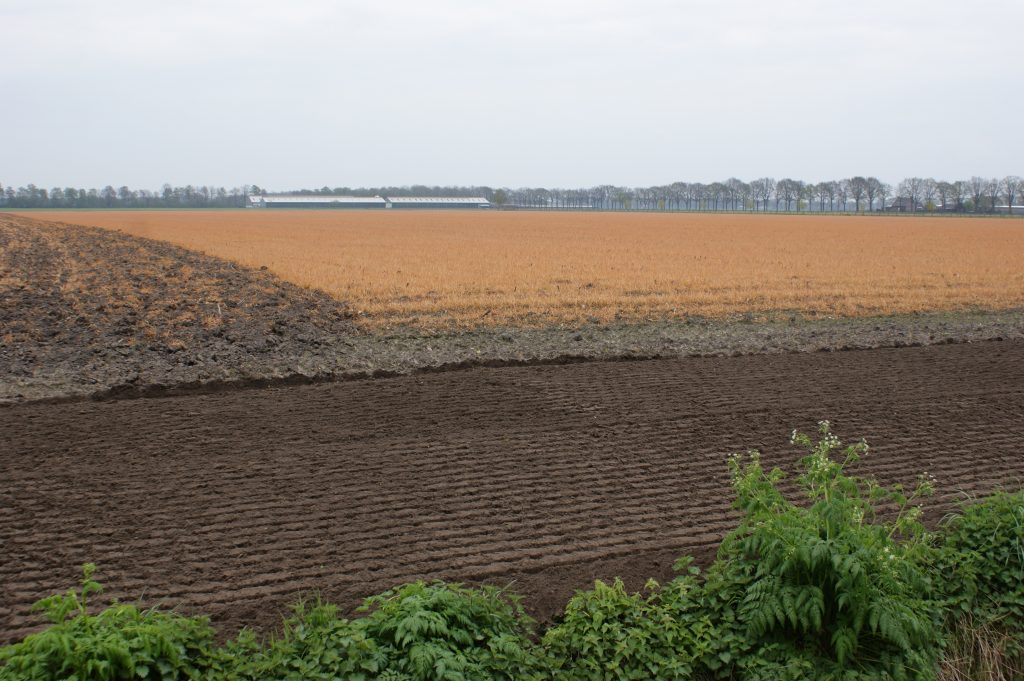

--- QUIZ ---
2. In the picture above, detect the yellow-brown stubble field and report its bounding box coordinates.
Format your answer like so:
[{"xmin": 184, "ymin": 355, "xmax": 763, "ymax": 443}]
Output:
[{"xmin": 20, "ymin": 210, "xmax": 1024, "ymax": 330}]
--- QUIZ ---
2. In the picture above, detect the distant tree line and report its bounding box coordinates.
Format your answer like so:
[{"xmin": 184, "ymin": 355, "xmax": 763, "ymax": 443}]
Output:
[
  {"xmin": 2, "ymin": 176, "xmax": 1021, "ymax": 213},
  {"xmin": 0, "ymin": 183, "xmax": 252, "ymax": 209},
  {"xmin": 495, "ymin": 176, "xmax": 1023, "ymax": 213}
]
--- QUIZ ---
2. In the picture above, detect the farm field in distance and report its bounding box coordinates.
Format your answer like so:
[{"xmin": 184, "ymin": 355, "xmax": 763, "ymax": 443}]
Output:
[{"xmin": 20, "ymin": 210, "xmax": 1024, "ymax": 330}]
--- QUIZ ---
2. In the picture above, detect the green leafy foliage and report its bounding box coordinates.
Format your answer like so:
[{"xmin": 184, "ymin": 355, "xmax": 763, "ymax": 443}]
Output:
[
  {"xmin": 541, "ymin": 563, "xmax": 713, "ymax": 680},
  {"xmin": 3, "ymin": 577, "xmax": 539, "ymax": 681},
  {"xmin": 213, "ymin": 582, "xmax": 541, "ymax": 680},
  {"xmin": 210, "ymin": 599, "xmax": 380, "ymax": 680},
  {"xmin": 702, "ymin": 422, "xmax": 943, "ymax": 680},
  {"xmin": 935, "ymin": 489, "xmax": 1024, "ymax": 664},
  {"xmin": 354, "ymin": 581, "xmax": 540, "ymax": 680},
  {"xmin": 0, "ymin": 564, "xmax": 216, "ymax": 681}
]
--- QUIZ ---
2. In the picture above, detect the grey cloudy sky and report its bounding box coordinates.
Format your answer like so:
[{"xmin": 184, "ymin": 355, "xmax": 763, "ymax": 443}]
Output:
[{"xmin": 3, "ymin": 0, "xmax": 1022, "ymax": 190}]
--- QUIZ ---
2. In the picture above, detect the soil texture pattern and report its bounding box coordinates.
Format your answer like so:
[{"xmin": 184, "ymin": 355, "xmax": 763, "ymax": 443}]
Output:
[
  {"xmin": 2, "ymin": 340, "xmax": 1023, "ymax": 643},
  {"xmin": 0, "ymin": 214, "xmax": 355, "ymax": 403}
]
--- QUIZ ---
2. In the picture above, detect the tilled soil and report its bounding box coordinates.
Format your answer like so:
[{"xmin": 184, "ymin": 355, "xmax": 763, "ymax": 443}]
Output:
[
  {"xmin": 4, "ymin": 214, "xmax": 1024, "ymax": 404},
  {"xmin": 0, "ymin": 214, "xmax": 356, "ymax": 403},
  {"xmin": 2, "ymin": 340, "xmax": 1023, "ymax": 644}
]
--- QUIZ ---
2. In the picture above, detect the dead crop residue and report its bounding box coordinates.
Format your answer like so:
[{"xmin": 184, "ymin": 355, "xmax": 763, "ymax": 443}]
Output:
[
  {"xmin": 0, "ymin": 214, "xmax": 355, "ymax": 401},
  {"xmin": 20, "ymin": 209, "xmax": 1024, "ymax": 330}
]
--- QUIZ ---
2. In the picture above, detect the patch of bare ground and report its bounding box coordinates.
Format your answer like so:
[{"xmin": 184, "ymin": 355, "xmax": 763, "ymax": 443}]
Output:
[
  {"xmin": 0, "ymin": 214, "xmax": 356, "ymax": 402},
  {"xmin": 1, "ymin": 340, "xmax": 1023, "ymax": 643}
]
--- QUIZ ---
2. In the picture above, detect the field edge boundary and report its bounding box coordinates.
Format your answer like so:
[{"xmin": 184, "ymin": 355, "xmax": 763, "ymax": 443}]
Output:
[{"xmin": 3, "ymin": 331, "xmax": 1018, "ymax": 408}]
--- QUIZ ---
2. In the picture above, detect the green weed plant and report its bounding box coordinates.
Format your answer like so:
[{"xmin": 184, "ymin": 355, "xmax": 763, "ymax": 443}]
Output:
[
  {"xmin": 935, "ymin": 489, "xmax": 1024, "ymax": 677},
  {"xmin": 353, "ymin": 581, "xmax": 540, "ymax": 680},
  {"xmin": 541, "ymin": 564, "xmax": 713, "ymax": 680},
  {"xmin": 701, "ymin": 422, "xmax": 943, "ymax": 680},
  {"xmin": 0, "ymin": 564, "xmax": 216, "ymax": 681}
]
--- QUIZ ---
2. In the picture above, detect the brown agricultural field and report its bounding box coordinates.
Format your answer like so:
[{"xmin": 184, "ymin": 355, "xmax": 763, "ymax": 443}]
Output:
[{"xmin": 18, "ymin": 210, "xmax": 1024, "ymax": 329}]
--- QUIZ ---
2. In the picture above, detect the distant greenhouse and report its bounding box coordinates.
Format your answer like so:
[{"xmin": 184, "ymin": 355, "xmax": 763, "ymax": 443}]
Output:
[{"xmin": 248, "ymin": 195, "xmax": 491, "ymax": 209}]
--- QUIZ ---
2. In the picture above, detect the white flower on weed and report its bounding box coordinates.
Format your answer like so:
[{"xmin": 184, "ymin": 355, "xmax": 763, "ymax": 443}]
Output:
[{"xmin": 808, "ymin": 451, "xmax": 832, "ymax": 477}]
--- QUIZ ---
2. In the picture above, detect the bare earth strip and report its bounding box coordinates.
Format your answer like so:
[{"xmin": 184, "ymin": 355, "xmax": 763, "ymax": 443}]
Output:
[{"xmin": 2, "ymin": 340, "xmax": 1023, "ymax": 644}]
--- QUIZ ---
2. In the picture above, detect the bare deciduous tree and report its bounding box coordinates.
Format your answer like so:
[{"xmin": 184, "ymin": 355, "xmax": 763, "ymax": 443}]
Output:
[
  {"xmin": 934, "ymin": 181, "xmax": 954, "ymax": 211},
  {"xmin": 1001, "ymin": 176, "xmax": 1021, "ymax": 211},
  {"xmin": 751, "ymin": 178, "xmax": 774, "ymax": 211},
  {"xmin": 836, "ymin": 180, "xmax": 850, "ymax": 212},
  {"xmin": 967, "ymin": 176, "xmax": 986, "ymax": 212},
  {"xmin": 814, "ymin": 182, "xmax": 829, "ymax": 212},
  {"xmin": 865, "ymin": 177, "xmax": 883, "ymax": 212},
  {"xmin": 984, "ymin": 178, "xmax": 1001, "ymax": 213},
  {"xmin": 949, "ymin": 181, "xmax": 966, "ymax": 212},
  {"xmin": 898, "ymin": 177, "xmax": 926, "ymax": 212},
  {"xmin": 920, "ymin": 178, "xmax": 937, "ymax": 211},
  {"xmin": 849, "ymin": 177, "xmax": 868, "ymax": 212}
]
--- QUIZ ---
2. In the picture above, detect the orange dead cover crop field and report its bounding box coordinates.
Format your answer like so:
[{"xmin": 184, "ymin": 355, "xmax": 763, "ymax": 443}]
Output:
[{"xmin": 19, "ymin": 210, "xmax": 1024, "ymax": 329}]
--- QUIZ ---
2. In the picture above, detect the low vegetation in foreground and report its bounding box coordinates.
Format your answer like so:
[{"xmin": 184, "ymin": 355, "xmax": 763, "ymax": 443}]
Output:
[{"xmin": 2, "ymin": 424, "xmax": 1021, "ymax": 681}]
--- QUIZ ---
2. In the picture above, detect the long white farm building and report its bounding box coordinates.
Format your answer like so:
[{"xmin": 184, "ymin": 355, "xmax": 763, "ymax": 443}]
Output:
[
  {"xmin": 385, "ymin": 196, "xmax": 491, "ymax": 209},
  {"xmin": 248, "ymin": 195, "xmax": 490, "ymax": 209}
]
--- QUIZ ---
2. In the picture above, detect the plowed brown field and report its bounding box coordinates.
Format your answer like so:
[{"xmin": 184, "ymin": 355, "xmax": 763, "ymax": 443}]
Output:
[
  {"xmin": 3, "ymin": 340, "xmax": 1023, "ymax": 643},
  {"xmin": 17, "ymin": 210, "xmax": 1024, "ymax": 329}
]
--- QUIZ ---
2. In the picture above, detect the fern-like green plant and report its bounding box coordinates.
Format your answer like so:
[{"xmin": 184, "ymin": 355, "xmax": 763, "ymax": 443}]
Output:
[
  {"xmin": 703, "ymin": 422, "xmax": 943, "ymax": 680},
  {"xmin": 354, "ymin": 581, "xmax": 541, "ymax": 680}
]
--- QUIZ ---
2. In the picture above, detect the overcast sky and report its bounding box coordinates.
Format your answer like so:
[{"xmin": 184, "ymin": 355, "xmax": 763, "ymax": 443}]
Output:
[{"xmin": 3, "ymin": 0, "xmax": 1022, "ymax": 191}]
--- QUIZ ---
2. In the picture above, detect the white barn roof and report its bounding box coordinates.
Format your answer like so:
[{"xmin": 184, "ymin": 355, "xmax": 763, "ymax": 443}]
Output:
[
  {"xmin": 252, "ymin": 195, "xmax": 387, "ymax": 205},
  {"xmin": 386, "ymin": 196, "xmax": 490, "ymax": 204}
]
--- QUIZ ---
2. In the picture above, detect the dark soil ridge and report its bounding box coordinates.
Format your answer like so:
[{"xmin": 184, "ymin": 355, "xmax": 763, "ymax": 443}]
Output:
[
  {"xmin": 7, "ymin": 310, "xmax": 1024, "ymax": 406},
  {"xmin": 17, "ymin": 353, "xmax": 663, "ymax": 406},
  {"xmin": 3, "ymin": 213, "xmax": 1024, "ymax": 404},
  {"xmin": 7, "ymin": 332, "xmax": 1013, "ymax": 407}
]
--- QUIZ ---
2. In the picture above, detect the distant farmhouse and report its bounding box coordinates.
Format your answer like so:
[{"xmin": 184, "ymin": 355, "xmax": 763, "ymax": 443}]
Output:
[
  {"xmin": 886, "ymin": 197, "xmax": 917, "ymax": 212},
  {"xmin": 248, "ymin": 195, "xmax": 490, "ymax": 209}
]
